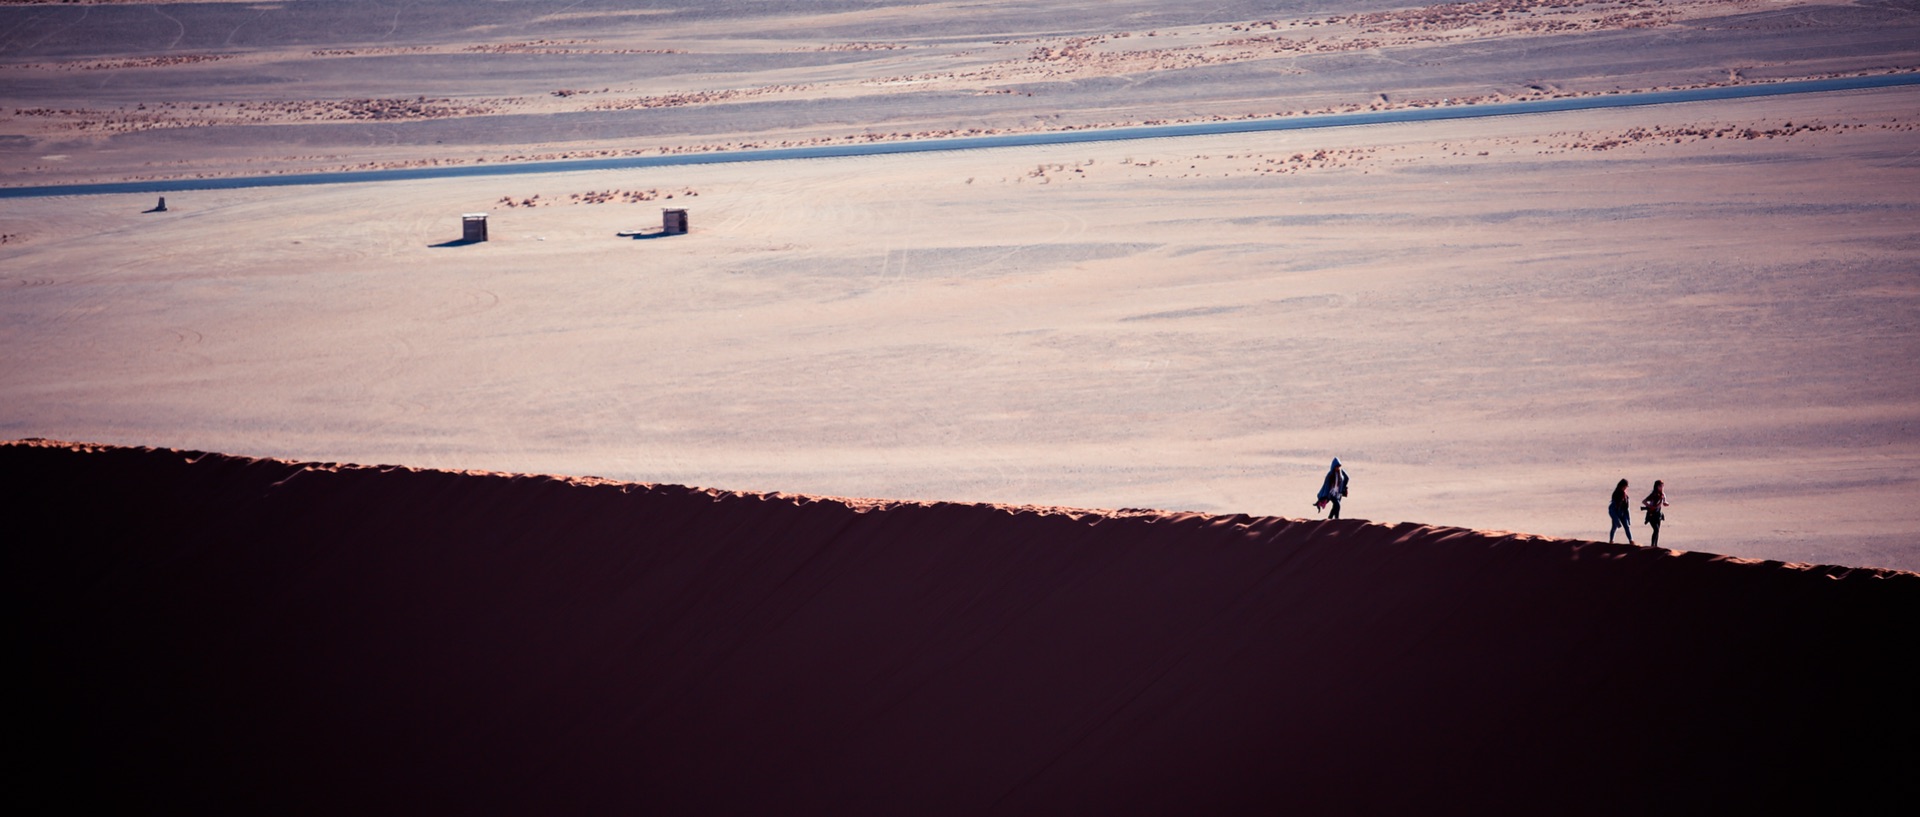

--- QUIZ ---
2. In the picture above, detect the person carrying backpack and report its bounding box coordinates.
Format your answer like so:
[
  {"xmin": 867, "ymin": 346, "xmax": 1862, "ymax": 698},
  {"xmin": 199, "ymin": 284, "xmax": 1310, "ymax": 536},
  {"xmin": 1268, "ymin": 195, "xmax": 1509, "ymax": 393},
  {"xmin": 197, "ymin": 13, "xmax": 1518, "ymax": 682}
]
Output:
[
  {"xmin": 1641, "ymin": 480, "xmax": 1670, "ymax": 548},
  {"xmin": 1314, "ymin": 458, "xmax": 1350, "ymax": 519}
]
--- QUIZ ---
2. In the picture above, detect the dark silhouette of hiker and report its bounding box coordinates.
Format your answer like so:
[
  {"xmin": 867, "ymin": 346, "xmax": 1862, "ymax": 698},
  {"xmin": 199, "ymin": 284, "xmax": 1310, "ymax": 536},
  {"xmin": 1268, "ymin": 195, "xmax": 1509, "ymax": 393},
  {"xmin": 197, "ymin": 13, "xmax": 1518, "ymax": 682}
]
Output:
[
  {"xmin": 1641, "ymin": 480, "xmax": 1669, "ymax": 548},
  {"xmin": 1314, "ymin": 458, "xmax": 1349, "ymax": 519},
  {"xmin": 1608, "ymin": 478, "xmax": 1634, "ymax": 544}
]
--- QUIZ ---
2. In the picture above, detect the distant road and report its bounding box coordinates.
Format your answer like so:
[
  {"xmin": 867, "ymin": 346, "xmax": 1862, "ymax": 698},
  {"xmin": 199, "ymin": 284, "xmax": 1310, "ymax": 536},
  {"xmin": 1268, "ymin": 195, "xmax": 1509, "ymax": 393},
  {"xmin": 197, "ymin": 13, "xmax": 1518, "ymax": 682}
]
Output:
[{"xmin": 4, "ymin": 73, "xmax": 1917, "ymax": 199}]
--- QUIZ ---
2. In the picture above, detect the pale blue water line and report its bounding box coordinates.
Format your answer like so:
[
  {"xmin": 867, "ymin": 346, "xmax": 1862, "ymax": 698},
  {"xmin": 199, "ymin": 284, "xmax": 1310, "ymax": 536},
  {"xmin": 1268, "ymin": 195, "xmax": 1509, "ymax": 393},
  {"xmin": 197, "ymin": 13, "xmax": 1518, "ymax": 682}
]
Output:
[{"xmin": 4, "ymin": 72, "xmax": 1916, "ymax": 199}]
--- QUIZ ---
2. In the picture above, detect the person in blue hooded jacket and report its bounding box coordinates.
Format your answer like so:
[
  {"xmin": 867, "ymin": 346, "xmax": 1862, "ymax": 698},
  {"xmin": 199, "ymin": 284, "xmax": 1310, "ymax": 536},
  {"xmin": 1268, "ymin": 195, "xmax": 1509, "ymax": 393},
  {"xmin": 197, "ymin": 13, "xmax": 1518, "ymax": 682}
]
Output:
[{"xmin": 1314, "ymin": 458, "xmax": 1350, "ymax": 519}]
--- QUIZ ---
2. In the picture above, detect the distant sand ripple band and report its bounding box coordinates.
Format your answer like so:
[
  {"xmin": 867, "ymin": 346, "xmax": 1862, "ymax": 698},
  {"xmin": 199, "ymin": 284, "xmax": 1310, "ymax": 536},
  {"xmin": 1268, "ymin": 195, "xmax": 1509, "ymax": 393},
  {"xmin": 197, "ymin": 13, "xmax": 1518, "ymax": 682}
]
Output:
[{"xmin": 4, "ymin": 73, "xmax": 1918, "ymax": 199}]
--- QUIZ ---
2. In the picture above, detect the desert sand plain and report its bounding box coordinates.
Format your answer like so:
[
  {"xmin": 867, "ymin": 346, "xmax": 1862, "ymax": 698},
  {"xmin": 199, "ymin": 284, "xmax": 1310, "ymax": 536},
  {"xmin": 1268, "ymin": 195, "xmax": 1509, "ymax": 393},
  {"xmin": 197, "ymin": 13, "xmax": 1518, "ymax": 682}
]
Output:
[{"xmin": 4, "ymin": 0, "xmax": 1920, "ymax": 571}]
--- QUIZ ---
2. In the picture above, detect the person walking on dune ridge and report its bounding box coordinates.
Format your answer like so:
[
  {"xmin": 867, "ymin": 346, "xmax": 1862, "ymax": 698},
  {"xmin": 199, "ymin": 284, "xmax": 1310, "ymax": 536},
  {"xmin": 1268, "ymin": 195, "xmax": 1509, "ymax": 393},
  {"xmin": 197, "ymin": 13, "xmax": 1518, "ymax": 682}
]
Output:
[
  {"xmin": 1641, "ymin": 480, "xmax": 1670, "ymax": 548},
  {"xmin": 1608, "ymin": 478, "xmax": 1634, "ymax": 544},
  {"xmin": 1314, "ymin": 458, "xmax": 1350, "ymax": 519}
]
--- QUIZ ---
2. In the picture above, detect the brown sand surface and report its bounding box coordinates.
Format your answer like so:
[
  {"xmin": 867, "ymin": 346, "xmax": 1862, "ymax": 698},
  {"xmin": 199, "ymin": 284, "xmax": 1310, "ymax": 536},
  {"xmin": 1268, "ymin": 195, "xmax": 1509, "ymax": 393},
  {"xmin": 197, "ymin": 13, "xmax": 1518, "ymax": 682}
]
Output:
[
  {"xmin": 9, "ymin": 439, "xmax": 1917, "ymax": 814},
  {"xmin": 7, "ymin": 84, "xmax": 1920, "ymax": 570}
]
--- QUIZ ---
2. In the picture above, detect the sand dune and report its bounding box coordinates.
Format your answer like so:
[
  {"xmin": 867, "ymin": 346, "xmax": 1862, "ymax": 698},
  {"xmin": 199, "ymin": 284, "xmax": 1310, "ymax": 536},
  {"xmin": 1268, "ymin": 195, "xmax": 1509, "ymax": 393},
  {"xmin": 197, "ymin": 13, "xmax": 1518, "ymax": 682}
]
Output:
[
  {"xmin": 6, "ymin": 4, "xmax": 1920, "ymax": 806},
  {"xmin": 7, "ymin": 85, "xmax": 1918, "ymax": 571},
  {"xmin": 10, "ymin": 438, "xmax": 1916, "ymax": 814}
]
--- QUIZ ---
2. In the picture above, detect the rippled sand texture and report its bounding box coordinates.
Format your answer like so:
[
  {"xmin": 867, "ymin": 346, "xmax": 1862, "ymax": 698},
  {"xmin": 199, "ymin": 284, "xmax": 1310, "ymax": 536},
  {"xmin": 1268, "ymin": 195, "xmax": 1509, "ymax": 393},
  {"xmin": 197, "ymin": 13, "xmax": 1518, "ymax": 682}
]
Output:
[{"xmin": 5, "ymin": 0, "xmax": 1916, "ymax": 184}]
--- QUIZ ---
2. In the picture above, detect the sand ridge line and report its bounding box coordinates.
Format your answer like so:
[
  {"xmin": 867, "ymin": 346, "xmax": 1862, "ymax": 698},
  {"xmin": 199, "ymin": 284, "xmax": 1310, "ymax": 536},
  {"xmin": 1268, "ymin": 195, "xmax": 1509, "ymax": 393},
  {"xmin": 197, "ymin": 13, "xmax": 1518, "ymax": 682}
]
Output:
[
  {"xmin": 6, "ymin": 96, "xmax": 508, "ymax": 133},
  {"xmin": 24, "ymin": 74, "xmax": 1908, "ymax": 191},
  {"xmin": 15, "ymin": 67, "xmax": 1904, "ymax": 190},
  {"xmin": 0, "ymin": 437, "xmax": 1239, "ymax": 526},
  {"xmin": 1049, "ymin": 114, "xmax": 1920, "ymax": 182},
  {"xmin": 4, "ymin": 53, "xmax": 237, "ymax": 70},
  {"xmin": 0, "ymin": 0, "xmax": 1824, "ymax": 138},
  {"xmin": 490, "ymin": 188, "xmax": 699, "ymax": 208},
  {"xmin": 11, "ymin": 437, "xmax": 1915, "ymax": 584},
  {"xmin": 864, "ymin": 0, "xmax": 1779, "ymax": 88}
]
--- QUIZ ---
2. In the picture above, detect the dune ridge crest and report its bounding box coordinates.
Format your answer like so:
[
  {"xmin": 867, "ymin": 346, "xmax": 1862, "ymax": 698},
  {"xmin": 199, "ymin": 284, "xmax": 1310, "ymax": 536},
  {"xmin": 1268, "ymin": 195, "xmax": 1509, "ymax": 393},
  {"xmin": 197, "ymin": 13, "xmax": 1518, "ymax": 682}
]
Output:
[{"xmin": 8, "ymin": 439, "xmax": 1915, "ymax": 814}]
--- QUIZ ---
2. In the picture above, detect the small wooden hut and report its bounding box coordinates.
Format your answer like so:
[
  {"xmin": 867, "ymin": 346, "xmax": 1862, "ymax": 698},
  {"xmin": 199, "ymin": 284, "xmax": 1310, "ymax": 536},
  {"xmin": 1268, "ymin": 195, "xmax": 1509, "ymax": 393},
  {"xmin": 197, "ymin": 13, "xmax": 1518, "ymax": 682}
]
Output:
[{"xmin": 662, "ymin": 208, "xmax": 688, "ymax": 235}]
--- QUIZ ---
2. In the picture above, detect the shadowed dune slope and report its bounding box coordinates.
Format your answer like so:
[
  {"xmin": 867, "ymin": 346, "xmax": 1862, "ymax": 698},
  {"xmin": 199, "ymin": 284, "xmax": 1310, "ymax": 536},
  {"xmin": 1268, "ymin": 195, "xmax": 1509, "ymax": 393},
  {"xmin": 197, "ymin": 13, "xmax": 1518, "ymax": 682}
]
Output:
[{"xmin": 8, "ymin": 439, "xmax": 1917, "ymax": 815}]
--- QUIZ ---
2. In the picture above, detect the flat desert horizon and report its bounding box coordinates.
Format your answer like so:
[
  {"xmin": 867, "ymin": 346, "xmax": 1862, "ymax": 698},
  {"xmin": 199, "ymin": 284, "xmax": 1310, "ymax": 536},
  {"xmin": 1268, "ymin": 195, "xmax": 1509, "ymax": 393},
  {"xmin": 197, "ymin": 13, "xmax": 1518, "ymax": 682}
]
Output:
[{"xmin": 5, "ymin": 0, "xmax": 1920, "ymax": 572}]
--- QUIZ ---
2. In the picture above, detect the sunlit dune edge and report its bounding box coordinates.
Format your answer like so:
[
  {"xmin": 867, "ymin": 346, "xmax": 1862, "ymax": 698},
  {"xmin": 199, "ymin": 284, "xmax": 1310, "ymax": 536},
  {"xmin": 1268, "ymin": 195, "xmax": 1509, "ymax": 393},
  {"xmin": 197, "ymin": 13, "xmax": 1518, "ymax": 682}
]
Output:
[{"xmin": 9, "ymin": 438, "xmax": 1915, "ymax": 814}]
